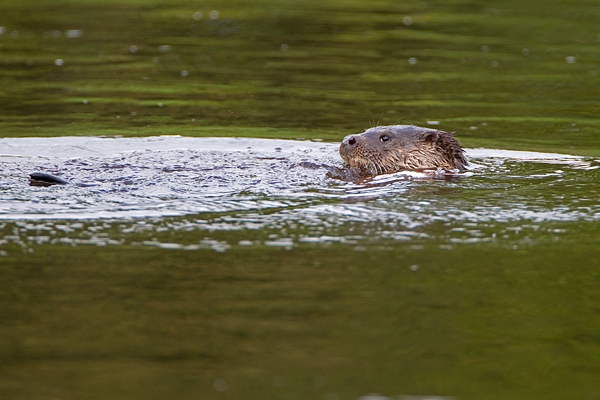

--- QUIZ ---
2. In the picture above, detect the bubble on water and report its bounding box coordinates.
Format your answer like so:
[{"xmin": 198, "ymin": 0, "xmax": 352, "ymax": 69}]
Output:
[
  {"xmin": 156, "ymin": 242, "xmax": 184, "ymax": 250},
  {"xmin": 152, "ymin": 57, "xmax": 160, "ymax": 64},
  {"xmin": 408, "ymin": 57, "xmax": 417, "ymax": 65},
  {"xmin": 403, "ymin": 16, "xmax": 413, "ymax": 26},
  {"xmin": 265, "ymin": 238, "xmax": 294, "ymax": 249},
  {"xmin": 209, "ymin": 10, "xmax": 220, "ymax": 20},
  {"xmin": 522, "ymin": 47, "xmax": 530, "ymax": 56},
  {"xmin": 426, "ymin": 120, "xmax": 439, "ymax": 125},
  {"xmin": 491, "ymin": 60, "xmax": 499, "ymax": 67},
  {"xmin": 0, "ymin": 27, "xmax": 5, "ymax": 35},
  {"xmin": 83, "ymin": 100, "xmax": 88, "ymax": 104},
  {"xmin": 409, "ymin": 264, "xmax": 420, "ymax": 271},
  {"xmin": 199, "ymin": 240, "xmax": 230, "ymax": 252},
  {"xmin": 180, "ymin": 70, "xmax": 188, "ymax": 77},
  {"xmin": 158, "ymin": 45, "xmax": 172, "ymax": 53},
  {"xmin": 54, "ymin": 59, "xmax": 64, "ymax": 66},
  {"xmin": 481, "ymin": 45, "xmax": 489, "ymax": 52},
  {"xmin": 65, "ymin": 29, "xmax": 83, "ymax": 38},
  {"xmin": 192, "ymin": 11, "xmax": 203, "ymax": 21},
  {"xmin": 158, "ymin": 102, "xmax": 163, "ymax": 107},
  {"xmin": 129, "ymin": 45, "xmax": 138, "ymax": 53},
  {"xmin": 281, "ymin": 43, "xmax": 289, "ymax": 51},
  {"xmin": 566, "ymin": 56, "xmax": 576, "ymax": 64}
]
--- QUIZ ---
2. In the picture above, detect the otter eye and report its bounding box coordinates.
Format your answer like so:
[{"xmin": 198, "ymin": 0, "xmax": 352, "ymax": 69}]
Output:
[{"xmin": 380, "ymin": 135, "xmax": 391, "ymax": 143}]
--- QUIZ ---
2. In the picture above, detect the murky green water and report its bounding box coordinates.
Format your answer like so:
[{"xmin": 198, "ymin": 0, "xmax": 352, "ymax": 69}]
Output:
[{"xmin": 2, "ymin": 0, "xmax": 600, "ymax": 399}]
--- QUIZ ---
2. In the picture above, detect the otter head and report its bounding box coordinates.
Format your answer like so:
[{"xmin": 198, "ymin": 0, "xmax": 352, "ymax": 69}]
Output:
[{"xmin": 339, "ymin": 125, "xmax": 468, "ymax": 176}]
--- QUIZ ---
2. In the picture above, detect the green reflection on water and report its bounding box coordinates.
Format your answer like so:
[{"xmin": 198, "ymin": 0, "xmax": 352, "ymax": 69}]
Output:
[
  {"xmin": 2, "ymin": 0, "xmax": 600, "ymax": 153},
  {"xmin": 2, "ymin": 237, "xmax": 600, "ymax": 399},
  {"xmin": 3, "ymin": 0, "xmax": 600, "ymax": 398}
]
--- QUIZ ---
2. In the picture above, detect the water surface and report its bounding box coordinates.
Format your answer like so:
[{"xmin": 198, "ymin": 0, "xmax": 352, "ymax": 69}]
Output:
[
  {"xmin": 1, "ymin": 136, "xmax": 596, "ymax": 245},
  {"xmin": 3, "ymin": 0, "xmax": 600, "ymax": 399}
]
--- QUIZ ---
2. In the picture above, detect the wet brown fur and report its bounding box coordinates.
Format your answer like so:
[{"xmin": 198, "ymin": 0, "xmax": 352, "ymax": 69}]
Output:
[{"xmin": 339, "ymin": 125, "xmax": 468, "ymax": 176}]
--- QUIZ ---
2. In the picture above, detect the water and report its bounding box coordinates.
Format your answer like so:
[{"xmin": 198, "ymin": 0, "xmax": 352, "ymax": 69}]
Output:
[
  {"xmin": 0, "ymin": 136, "xmax": 597, "ymax": 244},
  {"xmin": 3, "ymin": 0, "xmax": 600, "ymax": 399}
]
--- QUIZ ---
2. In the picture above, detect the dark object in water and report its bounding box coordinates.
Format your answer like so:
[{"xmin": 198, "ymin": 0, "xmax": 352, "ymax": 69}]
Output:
[
  {"xmin": 29, "ymin": 172, "xmax": 69, "ymax": 186},
  {"xmin": 339, "ymin": 125, "xmax": 468, "ymax": 176}
]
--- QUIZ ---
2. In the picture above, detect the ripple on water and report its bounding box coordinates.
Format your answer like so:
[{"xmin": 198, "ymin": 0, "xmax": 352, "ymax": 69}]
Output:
[{"xmin": 1, "ymin": 136, "xmax": 599, "ymax": 250}]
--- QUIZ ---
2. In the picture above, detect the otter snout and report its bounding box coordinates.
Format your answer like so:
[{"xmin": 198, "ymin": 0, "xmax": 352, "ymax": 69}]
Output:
[{"xmin": 339, "ymin": 134, "xmax": 359, "ymax": 162}]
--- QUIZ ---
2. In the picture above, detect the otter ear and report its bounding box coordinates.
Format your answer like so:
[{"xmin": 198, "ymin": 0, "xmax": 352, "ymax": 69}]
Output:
[{"xmin": 423, "ymin": 131, "xmax": 439, "ymax": 143}]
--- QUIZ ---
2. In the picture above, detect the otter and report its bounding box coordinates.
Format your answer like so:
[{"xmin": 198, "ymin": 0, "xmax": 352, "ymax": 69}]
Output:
[{"xmin": 339, "ymin": 125, "xmax": 468, "ymax": 176}]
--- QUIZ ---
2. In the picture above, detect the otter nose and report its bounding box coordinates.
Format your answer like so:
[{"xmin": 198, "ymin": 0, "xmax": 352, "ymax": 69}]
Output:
[{"xmin": 344, "ymin": 135, "xmax": 357, "ymax": 146}]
